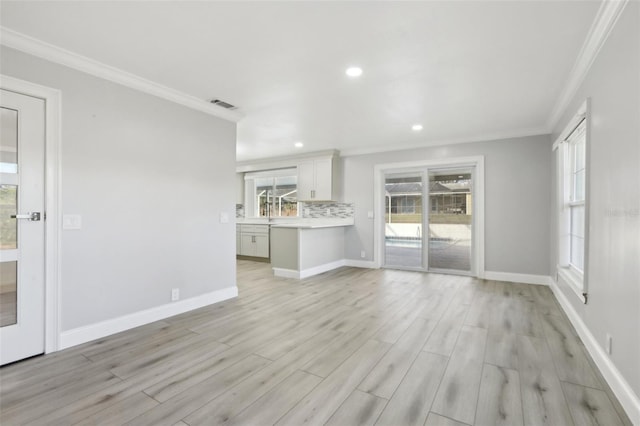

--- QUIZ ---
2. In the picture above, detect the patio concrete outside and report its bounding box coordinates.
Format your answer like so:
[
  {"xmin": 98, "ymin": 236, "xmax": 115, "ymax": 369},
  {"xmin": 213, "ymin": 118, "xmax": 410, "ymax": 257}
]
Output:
[{"xmin": 384, "ymin": 239, "xmax": 471, "ymax": 271}]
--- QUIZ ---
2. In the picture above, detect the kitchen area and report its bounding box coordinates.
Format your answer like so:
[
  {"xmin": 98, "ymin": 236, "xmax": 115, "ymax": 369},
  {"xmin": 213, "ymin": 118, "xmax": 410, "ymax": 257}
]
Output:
[{"xmin": 235, "ymin": 150, "xmax": 355, "ymax": 279}]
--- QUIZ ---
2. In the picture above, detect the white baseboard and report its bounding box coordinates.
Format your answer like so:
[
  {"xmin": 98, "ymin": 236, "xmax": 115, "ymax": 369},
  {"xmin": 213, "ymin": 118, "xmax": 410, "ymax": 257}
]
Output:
[
  {"xmin": 273, "ymin": 259, "xmax": 348, "ymax": 279},
  {"xmin": 300, "ymin": 259, "xmax": 346, "ymax": 279},
  {"xmin": 59, "ymin": 286, "xmax": 238, "ymax": 350},
  {"xmin": 272, "ymin": 267, "xmax": 302, "ymax": 279},
  {"xmin": 344, "ymin": 259, "xmax": 378, "ymax": 269},
  {"xmin": 483, "ymin": 271, "xmax": 552, "ymax": 286},
  {"xmin": 549, "ymin": 279, "xmax": 640, "ymax": 425}
]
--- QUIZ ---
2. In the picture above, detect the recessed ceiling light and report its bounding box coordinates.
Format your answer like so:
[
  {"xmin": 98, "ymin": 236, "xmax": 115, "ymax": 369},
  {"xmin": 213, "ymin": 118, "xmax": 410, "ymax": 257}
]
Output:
[
  {"xmin": 294, "ymin": 141, "xmax": 304, "ymax": 148},
  {"xmin": 345, "ymin": 67, "xmax": 363, "ymax": 78},
  {"xmin": 411, "ymin": 124, "xmax": 423, "ymax": 131}
]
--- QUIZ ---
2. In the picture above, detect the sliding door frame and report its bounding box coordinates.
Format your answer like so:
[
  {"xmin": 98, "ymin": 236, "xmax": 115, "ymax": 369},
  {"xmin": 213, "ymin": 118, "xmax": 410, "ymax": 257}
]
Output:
[{"xmin": 374, "ymin": 156, "xmax": 485, "ymax": 278}]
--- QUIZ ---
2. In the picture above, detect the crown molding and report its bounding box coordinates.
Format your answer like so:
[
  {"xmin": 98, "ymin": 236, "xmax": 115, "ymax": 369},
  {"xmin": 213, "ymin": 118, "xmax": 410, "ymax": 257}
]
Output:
[
  {"xmin": 338, "ymin": 127, "xmax": 549, "ymax": 158},
  {"xmin": 546, "ymin": 0, "xmax": 628, "ymax": 131},
  {"xmin": 0, "ymin": 27, "xmax": 242, "ymax": 123}
]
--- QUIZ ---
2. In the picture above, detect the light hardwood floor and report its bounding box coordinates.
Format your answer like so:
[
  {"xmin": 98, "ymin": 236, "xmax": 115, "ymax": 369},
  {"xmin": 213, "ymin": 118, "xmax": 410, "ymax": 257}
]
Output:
[{"xmin": 0, "ymin": 260, "xmax": 632, "ymax": 425}]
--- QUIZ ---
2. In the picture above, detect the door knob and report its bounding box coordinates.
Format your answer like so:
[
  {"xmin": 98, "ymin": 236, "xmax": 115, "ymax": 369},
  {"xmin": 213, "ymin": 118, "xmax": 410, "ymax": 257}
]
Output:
[{"xmin": 10, "ymin": 212, "xmax": 41, "ymax": 221}]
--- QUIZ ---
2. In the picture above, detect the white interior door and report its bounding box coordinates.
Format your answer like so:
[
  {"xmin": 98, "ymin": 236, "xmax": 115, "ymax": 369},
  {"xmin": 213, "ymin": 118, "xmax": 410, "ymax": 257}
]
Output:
[{"xmin": 0, "ymin": 89, "xmax": 46, "ymax": 365}]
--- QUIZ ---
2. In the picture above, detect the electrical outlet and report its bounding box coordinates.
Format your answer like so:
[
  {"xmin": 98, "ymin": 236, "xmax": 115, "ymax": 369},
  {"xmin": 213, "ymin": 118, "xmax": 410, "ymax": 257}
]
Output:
[
  {"xmin": 171, "ymin": 288, "xmax": 180, "ymax": 302},
  {"xmin": 326, "ymin": 208, "xmax": 331, "ymax": 216},
  {"xmin": 360, "ymin": 250, "xmax": 366, "ymax": 258},
  {"xmin": 606, "ymin": 334, "xmax": 612, "ymax": 354},
  {"xmin": 304, "ymin": 208, "xmax": 310, "ymax": 216}
]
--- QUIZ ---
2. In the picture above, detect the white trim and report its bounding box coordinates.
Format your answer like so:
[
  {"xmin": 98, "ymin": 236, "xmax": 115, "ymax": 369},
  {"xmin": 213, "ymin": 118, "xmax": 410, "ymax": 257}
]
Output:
[
  {"xmin": 0, "ymin": 74, "xmax": 62, "ymax": 354},
  {"xmin": 549, "ymin": 279, "xmax": 640, "ymax": 425},
  {"xmin": 373, "ymin": 156, "xmax": 485, "ymax": 279},
  {"xmin": 557, "ymin": 266, "xmax": 588, "ymax": 304},
  {"xmin": 483, "ymin": 271, "xmax": 553, "ymax": 286},
  {"xmin": 553, "ymin": 100, "xmax": 588, "ymax": 151},
  {"xmin": 547, "ymin": 0, "xmax": 628, "ymax": 130},
  {"xmin": 273, "ymin": 259, "xmax": 347, "ymax": 279},
  {"xmin": 274, "ymin": 259, "xmax": 378, "ymax": 277},
  {"xmin": 343, "ymin": 259, "xmax": 378, "ymax": 269},
  {"xmin": 272, "ymin": 268, "xmax": 302, "ymax": 279},
  {"xmin": 300, "ymin": 259, "xmax": 346, "ymax": 279},
  {"xmin": 0, "ymin": 27, "xmax": 242, "ymax": 123},
  {"xmin": 59, "ymin": 286, "xmax": 238, "ymax": 349},
  {"xmin": 340, "ymin": 128, "xmax": 547, "ymax": 159},
  {"xmin": 237, "ymin": 150, "xmax": 339, "ymax": 173}
]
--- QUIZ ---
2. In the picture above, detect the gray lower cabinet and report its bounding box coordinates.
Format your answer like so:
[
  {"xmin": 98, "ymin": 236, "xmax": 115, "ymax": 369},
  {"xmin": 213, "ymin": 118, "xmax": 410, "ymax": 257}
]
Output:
[{"xmin": 238, "ymin": 224, "xmax": 270, "ymax": 258}]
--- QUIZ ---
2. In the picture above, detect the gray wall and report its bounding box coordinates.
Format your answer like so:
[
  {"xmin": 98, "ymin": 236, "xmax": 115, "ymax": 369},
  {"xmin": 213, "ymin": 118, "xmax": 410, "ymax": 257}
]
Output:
[
  {"xmin": 299, "ymin": 227, "xmax": 345, "ymax": 270},
  {"xmin": 342, "ymin": 134, "xmax": 552, "ymax": 276},
  {"xmin": 550, "ymin": 2, "xmax": 640, "ymax": 397},
  {"xmin": 1, "ymin": 47, "xmax": 237, "ymax": 331}
]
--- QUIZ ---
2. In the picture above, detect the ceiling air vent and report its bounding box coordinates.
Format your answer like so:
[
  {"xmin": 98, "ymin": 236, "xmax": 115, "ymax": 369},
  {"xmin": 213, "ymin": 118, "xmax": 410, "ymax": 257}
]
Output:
[{"xmin": 209, "ymin": 99, "xmax": 238, "ymax": 110}]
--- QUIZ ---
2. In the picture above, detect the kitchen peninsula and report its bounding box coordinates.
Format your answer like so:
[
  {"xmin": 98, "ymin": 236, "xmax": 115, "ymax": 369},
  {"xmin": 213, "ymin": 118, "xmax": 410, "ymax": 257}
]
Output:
[{"xmin": 269, "ymin": 219, "xmax": 353, "ymax": 279}]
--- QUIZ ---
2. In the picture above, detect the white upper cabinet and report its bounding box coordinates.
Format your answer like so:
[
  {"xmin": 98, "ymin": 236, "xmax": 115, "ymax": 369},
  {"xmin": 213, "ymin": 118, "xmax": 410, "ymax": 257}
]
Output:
[
  {"xmin": 297, "ymin": 161, "xmax": 316, "ymax": 201},
  {"xmin": 297, "ymin": 157, "xmax": 335, "ymax": 201},
  {"xmin": 313, "ymin": 158, "xmax": 333, "ymax": 199}
]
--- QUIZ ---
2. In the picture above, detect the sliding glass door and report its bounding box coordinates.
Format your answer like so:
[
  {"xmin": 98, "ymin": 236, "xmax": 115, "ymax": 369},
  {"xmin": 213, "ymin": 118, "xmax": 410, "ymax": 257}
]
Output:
[
  {"xmin": 428, "ymin": 169, "xmax": 472, "ymax": 273},
  {"xmin": 384, "ymin": 174, "xmax": 424, "ymax": 269},
  {"xmin": 383, "ymin": 167, "xmax": 474, "ymax": 275}
]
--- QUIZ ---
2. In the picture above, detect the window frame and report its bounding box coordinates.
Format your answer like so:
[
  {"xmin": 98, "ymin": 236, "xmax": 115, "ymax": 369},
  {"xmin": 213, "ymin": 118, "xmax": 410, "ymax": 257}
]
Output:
[
  {"xmin": 244, "ymin": 168, "xmax": 299, "ymax": 218},
  {"xmin": 554, "ymin": 100, "xmax": 589, "ymax": 304},
  {"xmin": 567, "ymin": 128, "xmax": 586, "ymax": 275}
]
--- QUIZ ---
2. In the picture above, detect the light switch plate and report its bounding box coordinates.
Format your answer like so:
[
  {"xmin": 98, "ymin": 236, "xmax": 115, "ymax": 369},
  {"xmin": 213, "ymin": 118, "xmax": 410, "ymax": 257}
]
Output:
[
  {"xmin": 62, "ymin": 214, "xmax": 82, "ymax": 230},
  {"xmin": 220, "ymin": 212, "xmax": 229, "ymax": 224},
  {"xmin": 367, "ymin": 211, "xmax": 374, "ymax": 219}
]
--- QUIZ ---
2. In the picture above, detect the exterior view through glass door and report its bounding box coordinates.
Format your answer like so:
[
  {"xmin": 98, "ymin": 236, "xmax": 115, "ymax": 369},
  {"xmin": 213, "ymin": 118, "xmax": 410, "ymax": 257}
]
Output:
[
  {"xmin": 383, "ymin": 167, "xmax": 473, "ymax": 275},
  {"xmin": 0, "ymin": 89, "xmax": 46, "ymax": 365},
  {"xmin": 384, "ymin": 174, "xmax": 424, "ymax": 269},
  {"xmin": 428, "ymin": 169, "xmax": 472, "ymax": 273}
]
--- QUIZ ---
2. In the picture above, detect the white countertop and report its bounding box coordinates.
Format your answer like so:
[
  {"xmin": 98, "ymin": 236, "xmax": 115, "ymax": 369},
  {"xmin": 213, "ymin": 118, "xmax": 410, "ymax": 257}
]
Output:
[
  {"xmin": 237, "ymin": 218, "xmax": 354, "ymax": 228},
  {"xmin": 270, "ymin": 222, "xmax": 353, "ymax": 229},
  {"xmin": 236, "ymin": 219, "xmax": 271, "ymax": 225}
]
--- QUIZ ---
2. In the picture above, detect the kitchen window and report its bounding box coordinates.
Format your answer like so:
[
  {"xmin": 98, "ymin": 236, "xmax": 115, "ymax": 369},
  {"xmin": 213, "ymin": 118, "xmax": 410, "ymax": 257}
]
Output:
[{"xmin": 245, "ymin": 169, "xmax": 298, "ymax": 218}]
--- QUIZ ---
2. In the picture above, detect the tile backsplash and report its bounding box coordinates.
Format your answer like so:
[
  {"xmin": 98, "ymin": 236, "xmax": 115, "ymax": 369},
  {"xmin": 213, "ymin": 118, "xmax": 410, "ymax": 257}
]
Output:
[
  {"xmin": 300, "ymin": 202, "xmax": 354, "ymax": 218},
  {"xmin": 236, "ymin": 202, "xmax": 354, "ymax": 219}
]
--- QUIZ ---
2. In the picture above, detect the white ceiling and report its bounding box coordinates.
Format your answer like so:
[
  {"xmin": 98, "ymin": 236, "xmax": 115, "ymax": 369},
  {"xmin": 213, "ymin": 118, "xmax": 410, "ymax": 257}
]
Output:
[{"xmin": 0, "ymin": 1, "xmax": 601, "ymax": 162}]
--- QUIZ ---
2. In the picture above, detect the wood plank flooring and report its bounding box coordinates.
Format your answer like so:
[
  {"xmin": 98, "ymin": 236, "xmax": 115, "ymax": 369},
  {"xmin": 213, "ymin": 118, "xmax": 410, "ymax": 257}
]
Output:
[{"xmin": 0, "ymin": 260, "xmax": 632, "ymax": 426}]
